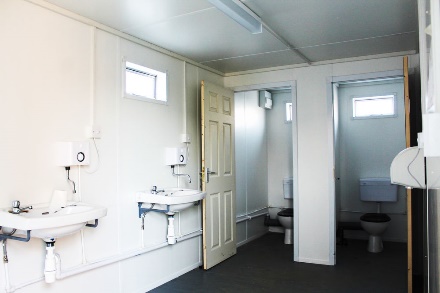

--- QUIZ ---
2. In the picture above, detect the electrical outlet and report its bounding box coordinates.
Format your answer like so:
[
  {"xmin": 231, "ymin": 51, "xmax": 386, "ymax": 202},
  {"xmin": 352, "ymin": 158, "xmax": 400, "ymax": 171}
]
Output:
[
  {"xmin": 181, "ymin": 133, "xmax": 191, "ymax": 143},
  {"xmin": 85, "ymin": 125, "xmax": 102, "ymax": 139}
]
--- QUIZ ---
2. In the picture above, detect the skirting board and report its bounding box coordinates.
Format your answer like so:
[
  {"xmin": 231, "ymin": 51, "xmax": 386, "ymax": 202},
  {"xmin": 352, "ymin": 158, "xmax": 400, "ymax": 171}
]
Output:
[
  {"xmin": 237, "ymin": 231, "xmax": 268, "ymax": 247},
  {"xmin": 140, "ymin": 261, "xmax": 202, "ymax": 293}
]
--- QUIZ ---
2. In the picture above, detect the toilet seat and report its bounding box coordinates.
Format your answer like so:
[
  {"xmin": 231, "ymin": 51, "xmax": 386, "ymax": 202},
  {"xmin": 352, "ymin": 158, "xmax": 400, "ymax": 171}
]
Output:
[
  {"xmin": 360, "ymin": 213, "xmax": 390, "ymax": 223},
  {"xmin": 277, "ymin": 208, "xmax": 293, "ymax": 217}
]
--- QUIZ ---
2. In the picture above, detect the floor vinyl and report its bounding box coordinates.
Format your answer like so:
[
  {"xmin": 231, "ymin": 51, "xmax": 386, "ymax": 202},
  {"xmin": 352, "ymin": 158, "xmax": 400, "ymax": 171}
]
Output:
[{"xmin": 151, "ymin": 232, "xmax": 407, "ymax": 293}]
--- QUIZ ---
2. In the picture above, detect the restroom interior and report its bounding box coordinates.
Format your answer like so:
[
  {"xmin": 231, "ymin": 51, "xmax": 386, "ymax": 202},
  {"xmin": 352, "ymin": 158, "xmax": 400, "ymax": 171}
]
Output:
[{"xmin": 1, "ymin": 0, "xmax": 437, "ymax": 292}]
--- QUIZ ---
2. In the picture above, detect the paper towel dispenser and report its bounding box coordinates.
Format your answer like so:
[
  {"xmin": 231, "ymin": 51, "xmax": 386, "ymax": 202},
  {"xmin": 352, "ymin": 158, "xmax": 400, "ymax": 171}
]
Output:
[
  {"xmin": 390, "ymin": 147, "xmax": 425, "ymax": 189},
  {"xmin": 390, "ymin": 146, "xmax": 440, "ymax": 189}
]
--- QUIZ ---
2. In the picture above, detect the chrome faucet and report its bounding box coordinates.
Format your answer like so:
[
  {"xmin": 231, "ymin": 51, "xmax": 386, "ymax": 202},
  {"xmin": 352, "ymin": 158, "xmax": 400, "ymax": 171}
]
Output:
[
  {"xmin": 150, "ymin": 186, "xmax": 165, "ymax": 194},
  {"xmin": 11, "ymin": 200, "xmax": 32, "ymax": 214},
  {"xmin": 171, "ymin": 166, "xmax": 192, "ymax": 183}
]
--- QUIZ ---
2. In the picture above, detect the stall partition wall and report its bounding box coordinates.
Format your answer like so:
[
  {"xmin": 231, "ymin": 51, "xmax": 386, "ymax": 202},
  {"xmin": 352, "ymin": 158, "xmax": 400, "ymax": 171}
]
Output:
[
  {"xmin": 235, "ymin": 91, "xmax": 269, "ymax": 246},
  {"xmin": 267, "ymin": 90, "xmax": 293, "ymax": 230}
]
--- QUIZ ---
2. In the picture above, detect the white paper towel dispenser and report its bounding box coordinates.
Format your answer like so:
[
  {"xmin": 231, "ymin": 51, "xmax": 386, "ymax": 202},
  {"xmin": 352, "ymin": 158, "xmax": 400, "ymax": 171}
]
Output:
[
  {"xmin": 390, "ymin": 146, "xmax": 440, "ymax": 189},
  {"xmin": 390, "ymin": 147, "xmax": 425, "ymax": 189}
]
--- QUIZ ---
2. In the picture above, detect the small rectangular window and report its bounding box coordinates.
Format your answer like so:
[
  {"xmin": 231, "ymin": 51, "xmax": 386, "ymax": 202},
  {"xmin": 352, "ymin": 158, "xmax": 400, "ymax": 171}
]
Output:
[
  {"xmin": 352, "ymin": 95, "xmax": 396, "ymax": 118},
  {"xmin": 124, "ymin": 61, "xmax": 167, "ymax": 103},
  {"xmin": 285, "ymin": 102, "xmax": 293, "ymax": 122}
]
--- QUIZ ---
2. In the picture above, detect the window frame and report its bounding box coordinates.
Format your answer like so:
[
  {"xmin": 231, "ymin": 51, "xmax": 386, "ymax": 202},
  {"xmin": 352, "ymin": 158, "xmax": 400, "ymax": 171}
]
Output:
[
  {"xmin": 351, "ymin": 93, "xmax": 397, "ymax": 119},
  {"xmin": 122, "ymin": 59, "xmax": 168, "ymax": 105}
]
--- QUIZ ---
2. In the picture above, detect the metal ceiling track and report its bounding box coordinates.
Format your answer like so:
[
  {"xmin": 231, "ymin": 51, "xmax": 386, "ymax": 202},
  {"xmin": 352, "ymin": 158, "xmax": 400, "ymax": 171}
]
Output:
[{"xmin": 234, "ymin": 0, "xmax": 312, "ymax": 65}]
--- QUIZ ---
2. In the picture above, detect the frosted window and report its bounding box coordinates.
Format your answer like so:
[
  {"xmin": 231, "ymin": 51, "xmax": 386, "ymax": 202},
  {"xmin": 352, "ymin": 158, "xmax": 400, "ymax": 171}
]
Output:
[
  {"xmin": 352, "ymin": 95, "xmax": 395, "ymax": 118},
  {"xmin": 285, "ymin": 102, "xmax": 293, "ymax": 122},
  {"xmin": 125, "ymin": 61, "xmax": 167, "ymax": 102}
]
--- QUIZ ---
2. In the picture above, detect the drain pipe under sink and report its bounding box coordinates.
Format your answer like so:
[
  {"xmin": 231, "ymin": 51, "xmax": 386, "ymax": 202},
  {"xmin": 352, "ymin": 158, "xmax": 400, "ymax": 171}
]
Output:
[
  {"xmin": 167, "ymin": 215, "xmax": 176, "ymax": 244},
  {"xmin": 44, "ymin": 241, "xmax": 58, "ymax": 283}
]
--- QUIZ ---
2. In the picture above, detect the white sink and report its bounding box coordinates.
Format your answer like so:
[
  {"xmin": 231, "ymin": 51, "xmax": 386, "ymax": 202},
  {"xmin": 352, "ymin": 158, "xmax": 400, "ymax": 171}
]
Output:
[
  {"xmin": 136, "ymin": 188, "xmax": 206, "ymax": 215},
  {"xmin": 0, "ymin": 202, "xmax": 107, "ymax": 241}
]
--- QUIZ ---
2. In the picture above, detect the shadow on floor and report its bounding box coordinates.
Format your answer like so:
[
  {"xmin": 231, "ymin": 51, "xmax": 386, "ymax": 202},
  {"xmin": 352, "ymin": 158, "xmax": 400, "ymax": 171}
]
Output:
[{"xmin": 151, "ymin": 233, "xmax": 407, "ymax": 293}]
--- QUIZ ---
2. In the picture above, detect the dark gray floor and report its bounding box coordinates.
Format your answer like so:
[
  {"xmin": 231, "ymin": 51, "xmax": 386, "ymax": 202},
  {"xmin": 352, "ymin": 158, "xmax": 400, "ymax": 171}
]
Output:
[{"xmin": 151, "ymin": 233, "xmax": 407, "ymax": 293}]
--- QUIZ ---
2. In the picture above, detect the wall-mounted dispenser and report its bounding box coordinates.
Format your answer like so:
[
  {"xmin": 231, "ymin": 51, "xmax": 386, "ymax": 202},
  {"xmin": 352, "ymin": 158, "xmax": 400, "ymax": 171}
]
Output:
[
  {"xmin": 390, "ymin": 147, "xmax": 425, "ymax": 189},
  {"xmin": 55, "ymin": 141, "xmax": 90, "ymax": 166},
  {"xmin": 259, "ymin": 90, "xmax": 272, "ymax": 109},
  {"xmin": 165, "ymin": 147, "xmax": 188, "ymax": 165},
  {"xmin": 390, "ymin": 139, "xmax": 440, "ymax": 189}
]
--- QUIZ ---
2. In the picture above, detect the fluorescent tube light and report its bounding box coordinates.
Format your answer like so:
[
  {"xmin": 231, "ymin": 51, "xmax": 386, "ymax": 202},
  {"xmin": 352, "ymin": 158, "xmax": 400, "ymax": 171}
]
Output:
[{"xmin": 209, "ymin": 0, "xmax": 262, "ymax": 34}]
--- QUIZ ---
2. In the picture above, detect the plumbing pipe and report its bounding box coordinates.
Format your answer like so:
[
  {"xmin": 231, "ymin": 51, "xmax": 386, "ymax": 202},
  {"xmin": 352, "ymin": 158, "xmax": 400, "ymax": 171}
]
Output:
[
  {"xmin": 339, "ymin": 209, "xmax": 407, "ymax": 215},
  {"xmin": 55, "ymin": 230, "xmax": 202, "ymax": 281},
  {"xmin": 44, "ymin": 242, "xmax": 56, "ymax": 283},
  {"xmin": 236, "ymin": 207, "xmax": 269, "ymax": 223},
  {"xmin": 3, "ymin": 272, "xmax": 43, "ymax": 293},
  {"xmin": 236, "ymin": 206, "xmax": 268, "ymax": 219},
  {"xmin": 2, "ymin": 240, "xmax": 10, "ymax": 292},
  {"xmin": 175, "ymin": 230, "xmax": 202, "ymax": 243},
  {"xmin": 2, "ymin": 230, "xmax": 202, "ymax": 291},
  {"xmin": 4, "ymin": 262, "xmax": 10, "ymax": 292},
  {"xmin": 167, "ymin": 216, "xmax": 176, "ymax": 244}
]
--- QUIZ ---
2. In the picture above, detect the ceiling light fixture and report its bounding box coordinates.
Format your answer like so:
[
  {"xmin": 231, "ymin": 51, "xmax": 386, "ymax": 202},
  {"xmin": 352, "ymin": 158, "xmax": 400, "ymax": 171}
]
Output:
[{"xmin": 208, "ymin": 0, "xmax": 262, "ymax": 34}]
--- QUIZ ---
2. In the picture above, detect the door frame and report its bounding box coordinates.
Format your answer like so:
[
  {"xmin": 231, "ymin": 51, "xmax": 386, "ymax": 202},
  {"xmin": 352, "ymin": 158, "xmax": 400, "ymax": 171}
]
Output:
[
  {"xmin": 327, "ymin": 68, "xmax": 406, "ymax": 265},
  {"xmin": 230, "ymin": 81, "xmax": 299, "ymax": 260}
]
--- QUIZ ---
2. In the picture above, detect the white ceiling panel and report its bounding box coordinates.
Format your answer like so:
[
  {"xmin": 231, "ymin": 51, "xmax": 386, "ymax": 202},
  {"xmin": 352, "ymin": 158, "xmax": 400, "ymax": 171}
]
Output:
[
  {"xmin": 44, "ymin": 0, "xmax": 214, "ymax": 32},
  {"xmin": 126, "ymin": 9, "xmax": 288, "ymax": 62},
  {"xmin": 245, "ymin": 0, "xmax": 418, "ymax": 47},
  {"xmin": 40, "ymin": 0, "xmax": 419, "ymax": 73},
  {"xmin": 202, "ymin": 50, "xmax": 304, "ymax": 72},
  {"xmin": 301, "ymin": 31, "xmax": 418, "ymax": 62}
]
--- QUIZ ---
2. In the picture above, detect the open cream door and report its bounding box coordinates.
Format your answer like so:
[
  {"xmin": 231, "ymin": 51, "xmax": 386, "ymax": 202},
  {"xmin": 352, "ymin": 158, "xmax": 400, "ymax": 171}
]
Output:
[{"xmin": 201, "ymin": 80, "xmax": 236, "ymax": 270}]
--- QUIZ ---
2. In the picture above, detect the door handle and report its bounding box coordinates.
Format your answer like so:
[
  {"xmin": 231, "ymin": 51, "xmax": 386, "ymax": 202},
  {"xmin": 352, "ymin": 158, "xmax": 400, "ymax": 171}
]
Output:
[{"xmin": 206, "ymin": 167, "xmax": 216, "ymax": 183}]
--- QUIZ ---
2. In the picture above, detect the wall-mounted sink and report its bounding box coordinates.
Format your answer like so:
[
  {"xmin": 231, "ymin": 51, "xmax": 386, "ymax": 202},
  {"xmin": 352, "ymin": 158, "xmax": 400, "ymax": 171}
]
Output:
[
  {"xmin": 136, "ymin": 188, "xmax": 206, "ymax": 215},
  {"xmin": 0, "ymin": 202, "xmax": 107, "ymax": 241}
]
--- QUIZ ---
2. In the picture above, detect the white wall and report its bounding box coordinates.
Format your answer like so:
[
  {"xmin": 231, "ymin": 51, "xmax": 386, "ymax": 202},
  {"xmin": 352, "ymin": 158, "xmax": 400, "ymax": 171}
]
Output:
[
  {"xmin": 336, "ymin": 80, "xmax": 407, "ymax": 242},
  {"xmin": 225, "ymin": 54, "xmax": 419, "ymax": 265},
  {"xmin": 0, "ymin": 1, "xmax": 222, "ymax": 292},
  {"xmin": 235, "ymin": 91, "xmax": 268, "ymax": 245}
]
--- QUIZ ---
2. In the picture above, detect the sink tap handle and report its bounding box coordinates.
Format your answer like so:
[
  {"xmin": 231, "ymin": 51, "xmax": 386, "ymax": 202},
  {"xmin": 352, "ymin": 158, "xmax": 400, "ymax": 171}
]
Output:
[
  {"xmin": 151, "ymin": 186, "xmax": 157, "ymax": 194},
  {"xmin": 12, "ymin": 200, "xmax": 20, "ymax": 208}
]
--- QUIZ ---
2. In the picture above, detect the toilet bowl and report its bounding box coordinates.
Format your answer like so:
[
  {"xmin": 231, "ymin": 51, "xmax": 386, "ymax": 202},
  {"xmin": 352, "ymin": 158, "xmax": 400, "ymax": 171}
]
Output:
[
  {"xmin": 277, "ymin": 208, "xmax": 293, "ymax": 244},
  {"xmin": 359, "ymin": 178, "xmax": 397, "ymax": 253},
  {"xmin": 360, "ymin": 213, "xmax": 391, "ymax": 253}
]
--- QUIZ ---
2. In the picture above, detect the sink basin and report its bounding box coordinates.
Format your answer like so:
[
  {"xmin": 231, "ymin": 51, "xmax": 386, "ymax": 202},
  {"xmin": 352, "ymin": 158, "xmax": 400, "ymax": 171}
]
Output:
[
  {"xmin": 0, "ymin": 201, "xmax": 107, "ymax": 241},
  {"xmin": 136, "ymin": 188, "xmax": 206, "ymax": 215}
]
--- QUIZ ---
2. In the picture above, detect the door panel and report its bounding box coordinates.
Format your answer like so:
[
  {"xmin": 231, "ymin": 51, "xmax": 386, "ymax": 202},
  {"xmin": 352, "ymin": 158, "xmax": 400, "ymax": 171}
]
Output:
[{"xmin": 201, "ymin": 80, "xmax": 236, "ymax": 270}]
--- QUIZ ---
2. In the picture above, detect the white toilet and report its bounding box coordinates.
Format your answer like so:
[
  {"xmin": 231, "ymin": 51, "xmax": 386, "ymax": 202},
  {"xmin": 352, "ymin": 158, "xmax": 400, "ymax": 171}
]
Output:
[
  {"xmin": 277, "ymin": 177, "xmax": 293, "ymax": 244},
  {"xmin": 359, "ymin": 178, "xmax": 397, "ymax": 253},
  {"xmin": 278, "ymin": 208, "xmax": 293, "ymax": 244}
]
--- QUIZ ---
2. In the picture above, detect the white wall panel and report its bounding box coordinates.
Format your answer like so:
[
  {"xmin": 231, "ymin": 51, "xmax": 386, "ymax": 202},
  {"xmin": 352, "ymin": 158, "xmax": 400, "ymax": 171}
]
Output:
[
  {"xmin": 267, "ymin": 91, "xmax": 293, "ymax": 216},
  {"xmin": 0, "ymin": 1, "xmax": 220, "ymax": 292},
  {"xmin": 234, "ymin": 91, "xmax": 268, "ymax": 243}
]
